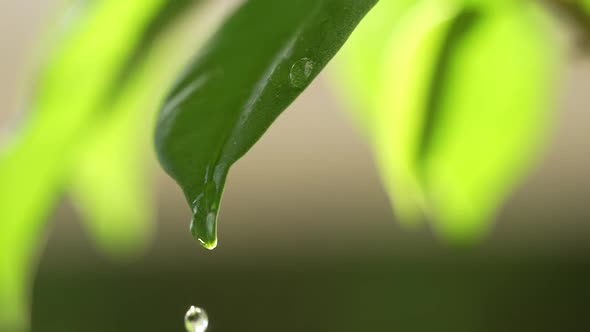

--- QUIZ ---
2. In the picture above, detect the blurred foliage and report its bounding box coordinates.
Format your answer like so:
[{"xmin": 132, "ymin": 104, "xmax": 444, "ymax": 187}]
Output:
[
  {"xmin": 334, "ymin": 0, "xmax": 561, "ymax": 242},
  {"xmin": 0, "ymin": 0, "xmax": 204, "ymax": 330},
  {"xmin": 331, "ymin": 0, "xmax": 417, "ymax": 132},
  {"xmin": 0, "ymin": 0, "xmax": 587, "ymax": 331},
  {"xmin": 70, "ymin": 0, "xmax": 200, "ymax": 260}
]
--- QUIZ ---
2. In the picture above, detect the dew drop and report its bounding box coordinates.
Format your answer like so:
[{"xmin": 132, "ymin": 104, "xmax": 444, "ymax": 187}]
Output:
[
  {"xmin": 185, "ymin": 306, "xmax": 209, "ymax": 332},
  {"xmin": 190, "ymin": 181, "xmax": 219, "ymax": 250},
  {"xmin": 289, "ymin": 58, "xmax": 315, "ymax": 88}
]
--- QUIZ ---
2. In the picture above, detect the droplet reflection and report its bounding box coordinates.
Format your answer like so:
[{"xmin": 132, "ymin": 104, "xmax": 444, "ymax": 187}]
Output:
[
  {"xmin": 185, "ymin": 306, "xmax": 209, "ymax": 332},
  {"xmin": 289, "ymin": 57, "xmax": 315, "ymax": 88}
]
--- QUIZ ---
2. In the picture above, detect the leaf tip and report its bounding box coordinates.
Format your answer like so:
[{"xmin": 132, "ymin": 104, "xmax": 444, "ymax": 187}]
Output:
[{"xmin": 190, "ymin": 212, "xmax": 218, "ymax": 250}]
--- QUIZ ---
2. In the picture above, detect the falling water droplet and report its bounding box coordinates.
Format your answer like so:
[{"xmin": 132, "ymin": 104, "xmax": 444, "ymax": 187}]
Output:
[
  {"xmin": 185, "ymin": 306, "xmax": 209, "ymax": 332},
  {"xmin": 289, "ymin": 58, "xmax": 315, "ymax": 88}
]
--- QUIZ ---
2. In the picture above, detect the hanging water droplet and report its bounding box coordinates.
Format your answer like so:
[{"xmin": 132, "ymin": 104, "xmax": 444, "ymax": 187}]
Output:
[
  {"xmin": 185, "ymin": 306, "xmax": 209, "ymax": 332},
  {"xmin": 289, "ymin": 58, "xmax": 315, "ymax": 88},
  {"xmin": 190, "ymin": 180, "xmax": 219, "ymax": 250}
]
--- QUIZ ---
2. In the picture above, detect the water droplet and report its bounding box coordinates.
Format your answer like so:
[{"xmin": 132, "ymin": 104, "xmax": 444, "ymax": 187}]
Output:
[
  {"xmin": 289, "ymin": 58, "xmax": 315, "ymax": 88},
  {"xmin": 185, "ymin": 306, "xmax": 209, "ymax": 332},
  {"xmin": 190, "ymin": 181, "xmax": 219, "ymax": 250}
]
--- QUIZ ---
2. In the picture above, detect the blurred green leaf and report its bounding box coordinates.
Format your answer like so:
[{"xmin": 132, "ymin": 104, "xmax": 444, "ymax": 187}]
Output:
[
  {"xmin": 331, "ymin": 0, "xmax": 417, "ymax": 133},
  {"xmin": 155, "ymin": 0, "xmax": 378, "ymax": 250},
  {"xmin": 0, "ymin": 0, "xmax": 184, "ymax": 329},
  {"xmin": 375, "ymin": 0, "xmax": 477, "ymax": 228},
  {"xmin": 70, "ymin": 99, "xmax": 155, "ymax": 259},
  {"xmin": 379, "ymin": 1, "xmax": 559, "ymax": 241},
  {"xmin": 335, "ymin": 0, "xmax": 460, "ymax": 226},
  {"xmin": 70, "ymin": 0, "xmax": 203, "ymax": 260},
  {"xmin": 333, "ymin": 0, "xmax": 560, "ymax": 242},
  {"xmin": 414, "ymin": 2, "xmax": 560, "ymax": 242}
]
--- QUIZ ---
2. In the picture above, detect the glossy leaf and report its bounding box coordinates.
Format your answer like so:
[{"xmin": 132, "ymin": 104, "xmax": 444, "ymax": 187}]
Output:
[{"xmin": 155, "ymin": 0, "xmax": 378, "ymax": 249}]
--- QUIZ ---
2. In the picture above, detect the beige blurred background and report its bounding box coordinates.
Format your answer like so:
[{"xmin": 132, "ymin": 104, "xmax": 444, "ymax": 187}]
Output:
[{"xmin": 1, "ymin": 0, "xmax": 590, "ymax": 263}]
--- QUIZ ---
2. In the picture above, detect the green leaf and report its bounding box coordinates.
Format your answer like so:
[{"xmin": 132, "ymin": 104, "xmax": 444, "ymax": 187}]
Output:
[
  {"xmin": 379, "ymin": 0, "xmax": 479, "ymax": 227},
  {"xmin": 417, "ymin": 3, "xmax": 560, "ymax": 242},
  {"xmin": 337, "ymin": 0, "xmax": 462, "ymax": 227},
  {"xmin": 70, "ymin": 101, "xmax": 155, "ymax": 259},
  {"xmin": 331, "ymin": 0, "xmax": 417, "ymax": 133},
  {"xmin": 375, "ymin": 1, "xmax": 560, "ymax": 242},
  {"xmin": 155, "ymin": 0, "xmax": 378, "ymax": 250},
  {"xmin": 0, "ymin": 0, "xmax": 174, "ymax": 329},
  {"xmin": 331, "ymin": 0, "xmax": 560, "ymax": 241}
]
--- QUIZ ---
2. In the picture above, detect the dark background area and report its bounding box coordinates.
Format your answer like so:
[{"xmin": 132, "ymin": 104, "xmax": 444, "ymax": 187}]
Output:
[{"xmin": 33, "ymin": 252, "xmax": 590, "ymax": 332}]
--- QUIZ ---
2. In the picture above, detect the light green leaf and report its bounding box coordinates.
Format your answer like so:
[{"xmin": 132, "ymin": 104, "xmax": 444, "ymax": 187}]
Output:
[
  {"xmin": 334, "ymin": 0, "xmax": 462, "ymax": 227},
  {"xmin": 70, "ymin": 0, "xmax": 204, "ymax": 260},
  {"xmin": 155, "ymin": 0, "xmax": 378, "ymax": 250},
  {"xmin": 0, "ymin": 0, "xmax": 171, "ymax": 329},
  {"xmin": 375, "ymin": 0, "xmax": 463, "ymax": 227},
  {"xmin": 416, "ymin": 3, "xmax": 560, "ymax": 242},
  {"xmin": 332, "ymin": 0, "xmax": 560, "ymax": 242},
  {"xmin": 70, "ymin": 102, "xmax": 155, "ymax": 259},
  {"xmin": 331, "ymin": 0, "xmax": 417, "ymax": 132},
  {"xmin": 375, "ymin": 0, "xmax": 560, "ymax": 241}
]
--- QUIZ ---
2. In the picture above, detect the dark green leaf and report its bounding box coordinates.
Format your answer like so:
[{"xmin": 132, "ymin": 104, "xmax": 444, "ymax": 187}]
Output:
[{"xmin": 155, "ymin": 0, "xmax": 378, "ymax": 249}]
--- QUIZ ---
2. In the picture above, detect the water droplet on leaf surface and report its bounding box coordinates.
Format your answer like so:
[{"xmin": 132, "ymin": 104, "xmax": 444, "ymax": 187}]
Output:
[
  {"xmin": 289, "ymin": 58, "xmax": 315, "ymax": 88},
  {"xmin": 185, "ymin": 306, "xmax": 209, "ymax": 332},
  {"xmin": 190, "ymin": 181, "xmax": 219, "ymax": 250}
]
